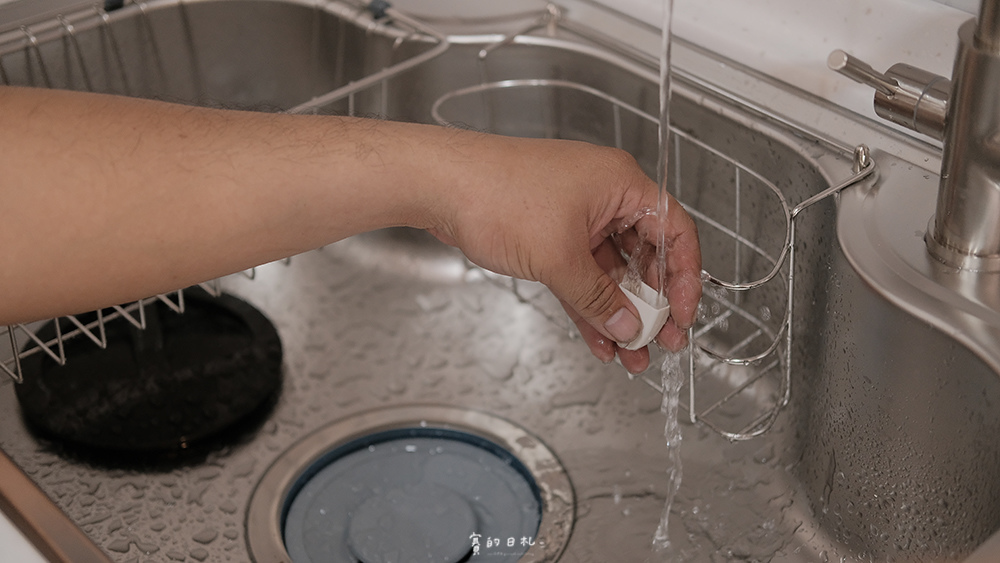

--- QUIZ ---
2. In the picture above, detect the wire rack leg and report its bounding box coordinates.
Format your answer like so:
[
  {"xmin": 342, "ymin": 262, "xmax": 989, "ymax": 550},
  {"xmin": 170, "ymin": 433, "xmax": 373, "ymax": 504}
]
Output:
[
  {"xmin": 65, "ymin": 310, "xmax": 108, "ymax": 349},
  {"xmin": 155, "ymin": 290, "xmax": 186, "ymax": 314},
  {"xmin": 112, "ymin": 299, "xmax": 146, "ymax": 330},
  {"xmin": 17, "ymin": 323, "xmax": 66, "ymax": 366},
  {"xmin": 1, "ymin": 327, "xmax": 23, "ymax": 383}
]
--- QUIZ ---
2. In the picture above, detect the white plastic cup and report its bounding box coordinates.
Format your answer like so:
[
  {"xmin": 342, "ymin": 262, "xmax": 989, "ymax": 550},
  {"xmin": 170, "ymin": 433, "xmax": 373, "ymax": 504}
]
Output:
[{"xmin": 618, "ymin": 281, "xmax": 671, "ymax": 351}]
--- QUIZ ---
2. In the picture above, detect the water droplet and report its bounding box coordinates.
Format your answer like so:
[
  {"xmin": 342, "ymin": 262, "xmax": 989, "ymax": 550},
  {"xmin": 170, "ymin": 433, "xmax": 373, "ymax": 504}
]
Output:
[
  {"xmin": 758, "ymin": 305, "xmax": 772, "ymax": 321},
  {"xmin": 133, "ymin": 539, "xmax": 159, "ymax": 554},
  {"xmin": 192, "ymin": 528, "xmax": 218, "ymax": 544},
  {"xmin": 107, "ymin": 539, "xmax": 131, "ymax": 553}
]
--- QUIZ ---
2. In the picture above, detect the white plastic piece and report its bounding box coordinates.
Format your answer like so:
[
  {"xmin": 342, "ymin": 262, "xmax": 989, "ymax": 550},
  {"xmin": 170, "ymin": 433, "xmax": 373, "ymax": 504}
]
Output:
[{"xmin": 619, "ymin": 281, "xmax": 671, "ymax": 351}]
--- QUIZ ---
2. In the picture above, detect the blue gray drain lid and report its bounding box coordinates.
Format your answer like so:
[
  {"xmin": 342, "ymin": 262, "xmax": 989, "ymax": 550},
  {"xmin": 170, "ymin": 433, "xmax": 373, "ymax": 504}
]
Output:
[
  {"xmin": 348, "ymin": 483, "xmax": 475, "ymax": 563},
  {"xmin": 283, "ymin": 432, "xmax": 541, "ymax": 563}
]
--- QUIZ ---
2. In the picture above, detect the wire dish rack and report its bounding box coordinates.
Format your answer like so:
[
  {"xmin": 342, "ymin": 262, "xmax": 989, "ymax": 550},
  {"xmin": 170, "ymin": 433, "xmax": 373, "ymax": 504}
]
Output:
[
  {"xmin": 0, "ymin": 0, "xmax": 877, "ymax": 443},
  {"xmin": 432, "ymin": 77, "xmax": 875, "ymax": 441},
  {"xmin": 0, "ymin": 0, "xmax": 449, "ymax": 383}
]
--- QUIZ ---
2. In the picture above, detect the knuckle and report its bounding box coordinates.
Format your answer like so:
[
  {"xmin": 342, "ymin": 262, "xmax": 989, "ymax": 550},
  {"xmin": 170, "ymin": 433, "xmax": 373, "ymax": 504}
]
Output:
[
  {"xmin": 574, "ymin": 275, "xmax": 619, "ymax": 319},
  {"xmin": 599, "ymin": 146, "xmax": 638, "ymax": 173}
]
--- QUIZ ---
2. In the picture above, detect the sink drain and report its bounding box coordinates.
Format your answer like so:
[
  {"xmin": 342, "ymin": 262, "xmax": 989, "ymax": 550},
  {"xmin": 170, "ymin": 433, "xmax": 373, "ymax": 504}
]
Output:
[{"xmin": 247, "ymin": 406, "xmax": 574, "ymax": 562}]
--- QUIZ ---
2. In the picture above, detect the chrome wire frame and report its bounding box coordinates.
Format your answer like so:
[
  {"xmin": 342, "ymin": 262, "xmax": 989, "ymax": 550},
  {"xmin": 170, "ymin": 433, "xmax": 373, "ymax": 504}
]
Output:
[{"xmin": 433, "ymin": 76, "xmax": 875, "ymax": 441}]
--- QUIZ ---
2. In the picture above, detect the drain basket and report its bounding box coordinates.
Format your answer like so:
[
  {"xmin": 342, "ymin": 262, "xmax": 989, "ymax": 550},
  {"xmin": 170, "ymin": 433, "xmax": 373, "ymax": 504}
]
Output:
[{"xmin": 433, "ymin": 78, "xmax": 874, "ymax": 441}]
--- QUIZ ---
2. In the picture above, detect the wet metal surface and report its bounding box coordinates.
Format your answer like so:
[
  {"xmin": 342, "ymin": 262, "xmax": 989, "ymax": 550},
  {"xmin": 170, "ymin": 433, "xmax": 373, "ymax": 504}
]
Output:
[{"xmin": 1, "ymin": 0, "xmax": 999, "ymax": 561}]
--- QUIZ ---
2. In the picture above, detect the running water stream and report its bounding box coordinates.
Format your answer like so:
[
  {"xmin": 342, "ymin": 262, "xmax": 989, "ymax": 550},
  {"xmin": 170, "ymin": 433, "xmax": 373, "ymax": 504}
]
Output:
[
  {"xmin": 651, "ymin": 0, "xmax": 683, "ymax": 554},
  {"xmin": 654, "ymin": 0, "xmax": 674, "ymax": 281}
]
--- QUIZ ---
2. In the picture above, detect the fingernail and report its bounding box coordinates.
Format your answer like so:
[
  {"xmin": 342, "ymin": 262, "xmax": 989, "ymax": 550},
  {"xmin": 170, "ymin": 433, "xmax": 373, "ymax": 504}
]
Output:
[
  {"xmin": 605, "ymin": 307, "xmax": 641, "ymax": 344},
  {"xmin": 665, "ymin": 333, "xmax": 688, "ymax": 353}
]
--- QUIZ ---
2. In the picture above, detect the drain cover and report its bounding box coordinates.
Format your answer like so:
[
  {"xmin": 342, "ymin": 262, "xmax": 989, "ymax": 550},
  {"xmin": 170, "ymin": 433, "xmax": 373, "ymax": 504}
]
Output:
[
  {"xmin": 348, "ymin": 481, "xmax": 476, "ymax": 563},
  {"xmin": 15, "ymin": 287, "xmax": 282, "ymax": 454},
  {"xmin": 284, "ymin": 430, "xmax": 539, "ymax": 562},
  {"xmin": 248, "ymin": 406, "xmax": 574, "ymax": 563}
]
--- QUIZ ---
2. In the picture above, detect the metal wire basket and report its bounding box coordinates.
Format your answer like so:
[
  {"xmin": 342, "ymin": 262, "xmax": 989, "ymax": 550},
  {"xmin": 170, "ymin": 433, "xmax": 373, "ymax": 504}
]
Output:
[
  {"xmin": 0, "ymin": 0, "xmax": 449, "ymax": 383},
  {"xmin": 431, "ymin": 77, "xmax": 874, "ymax": 441}
]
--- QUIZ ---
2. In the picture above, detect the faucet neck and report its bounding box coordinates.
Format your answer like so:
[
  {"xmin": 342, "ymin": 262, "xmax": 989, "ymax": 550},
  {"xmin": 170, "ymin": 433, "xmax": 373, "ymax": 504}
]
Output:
[
  {"xmin": 928, "ymin": 19, "xmax": 1000, "ymax": 271},
  {"xmin": 978, "ymin": 0, "xmax": 1000, "ymax": 52}
]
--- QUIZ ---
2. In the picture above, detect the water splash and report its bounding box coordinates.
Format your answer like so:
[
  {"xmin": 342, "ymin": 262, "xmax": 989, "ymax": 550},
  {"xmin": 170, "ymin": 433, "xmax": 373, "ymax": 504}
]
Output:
[{"xmin": 652, "ymin": 350, "xmax": 684, "ymax": 553}]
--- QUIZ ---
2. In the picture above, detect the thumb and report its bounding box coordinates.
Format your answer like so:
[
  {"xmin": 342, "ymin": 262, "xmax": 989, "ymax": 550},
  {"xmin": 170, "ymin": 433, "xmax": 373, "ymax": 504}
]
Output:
[{"xmin": 548, "ymin": 255, "xmax": 643, "ymax": 345}]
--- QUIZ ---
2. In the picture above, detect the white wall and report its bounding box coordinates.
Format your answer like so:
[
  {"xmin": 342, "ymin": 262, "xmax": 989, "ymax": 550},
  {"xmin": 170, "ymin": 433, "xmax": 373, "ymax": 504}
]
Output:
[
  {"xmin": 934, "ymin": 0, "xmax": 976, "ymax": 12},
  {"xmin": 600, "ymin": 0, "xmax": 973, "ymax": 130}
]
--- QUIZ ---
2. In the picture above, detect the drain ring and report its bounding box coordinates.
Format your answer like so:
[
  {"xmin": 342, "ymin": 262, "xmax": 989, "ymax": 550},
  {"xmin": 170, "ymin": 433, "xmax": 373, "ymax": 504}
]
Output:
[{"xmin": 247, "ymin": 405, "xmax": 574, "ymax": 562}]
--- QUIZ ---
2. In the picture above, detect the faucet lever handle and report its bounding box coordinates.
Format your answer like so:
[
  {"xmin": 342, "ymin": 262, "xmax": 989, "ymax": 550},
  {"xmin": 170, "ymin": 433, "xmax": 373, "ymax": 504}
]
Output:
[
  {"xmin": 828, "ymin": 49, "xmax": 899, "ymax": 96},
  {"xmin": 828, "ymin": 49, "xmax": 950, "ymax": 140}
]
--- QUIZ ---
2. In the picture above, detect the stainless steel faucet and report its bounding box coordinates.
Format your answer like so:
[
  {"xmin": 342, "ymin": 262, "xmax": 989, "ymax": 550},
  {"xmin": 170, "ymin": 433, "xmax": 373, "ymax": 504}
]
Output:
[{"xmin": 830, "ymin": 0, "xmax": 1000, "ymax": 271}]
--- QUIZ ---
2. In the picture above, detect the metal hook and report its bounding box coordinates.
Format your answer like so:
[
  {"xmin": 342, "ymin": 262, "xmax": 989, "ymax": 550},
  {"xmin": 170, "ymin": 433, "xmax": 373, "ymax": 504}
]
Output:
[
  {"xmin": 477, "ymin": 3, "xmax": 564, "ymax": 60},
  {"xmin": 21, "ymin": 26, "xmax": 53, "ymax": 88},
  {"xmin": 59, "ymin": 15, "xmax": 95, "ymax": 91},
  {"xmin": 95, "ymin": 3, "xmax": 131, "ymax": 94},
  {"xmin": 2, "ymin": 328, "xmax": 23, "ymax": 383}
]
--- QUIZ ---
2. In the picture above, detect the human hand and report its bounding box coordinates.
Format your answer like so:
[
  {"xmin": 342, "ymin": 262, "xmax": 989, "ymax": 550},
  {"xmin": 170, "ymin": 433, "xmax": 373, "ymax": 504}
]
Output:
[{"xmin": 425, "ymin": 132, "xmax": 701, "ymax": 373}]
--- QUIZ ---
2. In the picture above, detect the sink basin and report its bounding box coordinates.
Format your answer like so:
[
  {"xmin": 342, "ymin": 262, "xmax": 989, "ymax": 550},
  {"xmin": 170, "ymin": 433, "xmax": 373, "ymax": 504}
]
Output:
[{"xmin": 1, "ymin": 0, "xmax": 999, "ymax": 561}]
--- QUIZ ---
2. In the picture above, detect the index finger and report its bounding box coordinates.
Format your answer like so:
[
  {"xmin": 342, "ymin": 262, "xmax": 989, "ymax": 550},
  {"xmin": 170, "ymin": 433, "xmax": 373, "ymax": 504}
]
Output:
[{"xmin": 634, "ymin": 193, "xmax": 702, "ymax": 330}]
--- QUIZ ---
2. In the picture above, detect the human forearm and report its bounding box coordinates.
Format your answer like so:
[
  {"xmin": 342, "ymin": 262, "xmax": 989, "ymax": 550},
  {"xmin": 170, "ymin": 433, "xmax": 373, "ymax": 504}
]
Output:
[
  {"xmin": 0, "ymin": 86, "xmax": 702, "ymax": 371},
  {"xmin": 0, "ymin": 87, "xmax": 453, "ymax": 323}
]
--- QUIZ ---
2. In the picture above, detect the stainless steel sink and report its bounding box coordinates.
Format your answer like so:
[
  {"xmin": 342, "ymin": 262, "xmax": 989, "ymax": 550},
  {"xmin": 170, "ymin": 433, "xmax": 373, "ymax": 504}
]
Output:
[{"xmin": 2, "ymin": 0, "xmax": 999, "ymax": 561}]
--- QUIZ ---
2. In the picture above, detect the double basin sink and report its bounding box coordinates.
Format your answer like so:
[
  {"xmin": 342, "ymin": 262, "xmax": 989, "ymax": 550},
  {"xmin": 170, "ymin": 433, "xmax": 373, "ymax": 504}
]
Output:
[{"xmin": 1, "ymin": 0, "xmax": 998, "ymax": 560}]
